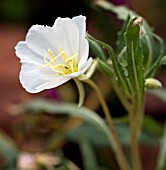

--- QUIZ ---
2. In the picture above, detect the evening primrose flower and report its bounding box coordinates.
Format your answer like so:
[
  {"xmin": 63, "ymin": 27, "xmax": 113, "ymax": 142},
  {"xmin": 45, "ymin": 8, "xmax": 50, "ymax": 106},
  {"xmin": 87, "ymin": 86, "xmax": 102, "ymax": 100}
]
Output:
[{"xmin": 15, "ymin": 15, "xmax": 92, "ymax": 93}]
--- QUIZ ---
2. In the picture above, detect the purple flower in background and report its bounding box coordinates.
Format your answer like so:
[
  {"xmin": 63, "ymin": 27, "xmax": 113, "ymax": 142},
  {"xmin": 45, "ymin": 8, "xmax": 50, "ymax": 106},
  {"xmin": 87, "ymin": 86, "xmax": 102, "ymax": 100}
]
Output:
[
  {"xmin": 47, "ymin": 89, "xmax": 61, "ymax": 102},
  {"xmin": 110, "ymin": 0, "xmax": 126, "ymax": 5}
]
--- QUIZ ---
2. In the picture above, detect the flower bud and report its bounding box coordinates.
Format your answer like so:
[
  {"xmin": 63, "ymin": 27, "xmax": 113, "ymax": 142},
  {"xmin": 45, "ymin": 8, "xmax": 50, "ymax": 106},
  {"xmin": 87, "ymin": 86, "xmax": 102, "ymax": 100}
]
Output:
[
  {"xmin": 133, "ymin": 17, "xmax": 143, "ymax": 34},
  {"xmin": 145, "ymin": 78, "xmax": 162, "ymax": 89}
]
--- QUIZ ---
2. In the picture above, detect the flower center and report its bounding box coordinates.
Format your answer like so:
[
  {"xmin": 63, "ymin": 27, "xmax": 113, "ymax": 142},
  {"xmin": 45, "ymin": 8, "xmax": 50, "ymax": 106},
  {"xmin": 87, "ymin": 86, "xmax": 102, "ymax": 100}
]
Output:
[{"xmin": 37, "ymin": 48, "xmax": 79, "ymax": 76}]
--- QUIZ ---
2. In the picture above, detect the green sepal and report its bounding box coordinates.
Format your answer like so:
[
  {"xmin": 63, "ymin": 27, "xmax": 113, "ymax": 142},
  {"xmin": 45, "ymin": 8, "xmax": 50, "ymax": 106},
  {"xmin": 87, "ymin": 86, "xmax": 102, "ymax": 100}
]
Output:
[{"xmin": 73, "ymin": 78, "xmax": 85, "ymax": 107}]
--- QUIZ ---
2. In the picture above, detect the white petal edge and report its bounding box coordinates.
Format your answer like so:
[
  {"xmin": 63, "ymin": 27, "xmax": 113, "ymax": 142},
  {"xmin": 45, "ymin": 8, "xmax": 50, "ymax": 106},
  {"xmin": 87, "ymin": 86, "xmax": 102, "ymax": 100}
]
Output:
[
  {"xmin": 34, "ymin": 76, "xmax": 70, "ymax": 92},
  {"xmin": 19, "ymin": 62, "xmax": 70, "ymax": 93},
  {"xmin": 26, "ymin": 25, "xmax": 59, "ymax": 57},
  {"xmin": 78, "ymin": 38, "xmax": 89, "ymax": 70},
  {"xmin": 72, "ymin": 15, "xmax": 86, "ymax": 38},
  {"xmin": 15, "ymin": 41, "xmax": 45, "ymax": 65}
]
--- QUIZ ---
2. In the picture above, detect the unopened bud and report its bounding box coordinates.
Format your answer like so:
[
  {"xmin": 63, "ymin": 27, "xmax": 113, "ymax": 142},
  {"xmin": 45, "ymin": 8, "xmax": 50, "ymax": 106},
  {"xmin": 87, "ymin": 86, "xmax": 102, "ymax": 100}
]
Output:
[
  {"xmin": 133, "ymin": 17, "xmax": 143, "ymax": 34},
  {"xmin": 145, "ymin": 78, "xmax": 162, "ymax": 89}
]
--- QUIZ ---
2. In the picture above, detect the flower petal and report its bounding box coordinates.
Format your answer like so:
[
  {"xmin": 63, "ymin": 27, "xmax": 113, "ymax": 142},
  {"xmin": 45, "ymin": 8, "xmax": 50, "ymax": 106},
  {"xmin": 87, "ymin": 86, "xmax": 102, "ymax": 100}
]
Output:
[
  {"xmin": 78, "ymin": 38, "xmax": 89, "ymax": 70},
  {"xmin": 20, "ymin": 63, "xmax": 70, "ymax": 93},
  {"xmin": 15, "ymin": 41, "xmax": 44, "ymax": 65},
  {"xmin": 72, "ymin": 15, "xmax": 89, "ymax": 68},
  {"xmin": 53, "ymin": 17, "xmax": 79, "ymax": 56},
  {"xmin": 26, "ymin": 25, "xmax": 60, "ymax": 57},
  {"xmin": 72, "ymin": 15, "xmax": 86, "ymax": 39}
]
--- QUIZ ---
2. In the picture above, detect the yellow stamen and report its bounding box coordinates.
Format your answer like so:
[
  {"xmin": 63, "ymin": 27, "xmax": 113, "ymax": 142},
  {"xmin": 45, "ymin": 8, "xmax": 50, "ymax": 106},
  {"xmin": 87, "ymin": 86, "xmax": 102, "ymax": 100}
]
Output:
[
  {"xmin": 36, "ymin": 47, "xmax": 79, "ymax": 76},
  {"xmin": 59, "ymin": 48, "xmax": 67, "ymax": 60},
  {"xmin": 48, "ymin": 48, "xmax": 56, "ymax": 63},
  {"xmin": 54, "ymin": 64, "xmax": 66, "ymax": 68},
  {"xmin": 65, "ymin": 53, "xmax": 78, "ymax": 63}
]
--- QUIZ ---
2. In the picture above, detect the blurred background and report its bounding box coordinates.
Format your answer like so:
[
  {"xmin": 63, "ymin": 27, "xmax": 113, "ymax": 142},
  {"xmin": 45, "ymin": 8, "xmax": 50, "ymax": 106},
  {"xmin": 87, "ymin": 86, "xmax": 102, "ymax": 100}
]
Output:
[{"xmin": 0, "ymin": 0, "xmax": 166, "ymax": 169}]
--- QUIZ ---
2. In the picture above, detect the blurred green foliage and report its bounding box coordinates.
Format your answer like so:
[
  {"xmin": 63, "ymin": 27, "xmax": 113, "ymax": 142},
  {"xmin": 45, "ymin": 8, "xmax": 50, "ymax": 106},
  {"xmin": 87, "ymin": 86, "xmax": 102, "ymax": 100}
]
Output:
[{"xmin": 0, "ymin": 0, "xmax": 32, "ymax": 22}]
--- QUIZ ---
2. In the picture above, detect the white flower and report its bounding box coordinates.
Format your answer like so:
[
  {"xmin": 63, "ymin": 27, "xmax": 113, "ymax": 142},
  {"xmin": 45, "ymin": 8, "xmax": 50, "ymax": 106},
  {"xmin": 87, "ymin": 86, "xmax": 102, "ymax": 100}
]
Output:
[{"xmin": 15, "ymin": 15, "xmax": 92, "ymax": 93}]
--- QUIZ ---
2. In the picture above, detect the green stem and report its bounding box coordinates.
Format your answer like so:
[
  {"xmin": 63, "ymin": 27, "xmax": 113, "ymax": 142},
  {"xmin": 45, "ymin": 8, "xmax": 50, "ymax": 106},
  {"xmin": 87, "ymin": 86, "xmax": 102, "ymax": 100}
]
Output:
[
  {"xmin": 129, "ymin": 100, "xmax": 144, "ymax": 170},
  {"xmin": 82, "ymin": 79, "xmax": 130, "ymax": 170}
]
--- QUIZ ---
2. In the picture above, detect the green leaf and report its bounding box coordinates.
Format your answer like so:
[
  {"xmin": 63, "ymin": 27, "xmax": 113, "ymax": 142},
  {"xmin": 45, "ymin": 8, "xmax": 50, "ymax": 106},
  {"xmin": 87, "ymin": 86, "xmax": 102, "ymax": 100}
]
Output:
[
  {"xmin": 115, "ymin": 123, "xmax": 159, "ymax": 146},
  {"xmin": 18, "ymin": 98, "xmax": 115, "ymax": 150},
  {"xmin": 156, "ymin": 125, "xmax": 166, "ymax": 170},
  {"xmin": 79, "ymin": 140, "xmax": 100, "ymax": 170},
  {"xmin": 66, "ymin": 122, "xmax": 159, "ymax": 147},
  {"xmin": 143, "ymin": 116, "xmax": 163, "ymax": 137},
  {"xmin": 88, "ymin": 35, "xmax": 131, "ymax": 97},
  {"xmin": 0, "ymin": 129, "xmax": 18, "ymax": 166},
  {"xmin": 161, "ymin": 55, "xmax": 166, "ymax": 65},
  {"xmin": 114, "ymin": 115, "xmax": 163, "ymax": 137},
  {"xmin": 145, "ymin": 33, "xmax": 165, "ymax": 78},
  {"xmin": 117, "ymin": 15, "xmax": 130, "ymax": 55},
  {"xmin": 125, "ymin": 18, "xmax": 144, "ymax": 99},
  {"xmin": 98, "ymin": 59, "xmax": 131, "ymax": 111},
  {"xmin": 96, "ymin": 0, "xmax": 154, "ymax": 70},
  {"xmin": 98, "ymin": 59, "xmax": 115, "ymax": 79},
  {"xmin": 88, "ymin": 38, "xmax": 106, "ymax": 62},
  {"xmin": 66, "ymin": 123, "xmax": 110, "ymax": 148},
  {"xmin": 95, "ymin": 1, "xmax": 137, "ymax": 20}
]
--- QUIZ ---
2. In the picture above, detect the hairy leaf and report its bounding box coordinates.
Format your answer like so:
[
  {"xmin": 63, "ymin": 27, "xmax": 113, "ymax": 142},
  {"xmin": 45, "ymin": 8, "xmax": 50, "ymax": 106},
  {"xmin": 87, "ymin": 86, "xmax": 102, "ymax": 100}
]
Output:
[
  {"xmin": 96, "ymin": 0, "xmax": 154, "ymax": 71},
  {"xmin": 125, "ymin": 18, "xmax": 144, "ymax": 99}
]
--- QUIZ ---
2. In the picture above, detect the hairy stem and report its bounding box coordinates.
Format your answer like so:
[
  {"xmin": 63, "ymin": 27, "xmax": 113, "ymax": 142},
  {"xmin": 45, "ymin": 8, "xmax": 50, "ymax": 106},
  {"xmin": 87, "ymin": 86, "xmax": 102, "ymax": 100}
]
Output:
[{"xmin": 82, "ymin": 79, "xmax": 130, "ymax": 170}]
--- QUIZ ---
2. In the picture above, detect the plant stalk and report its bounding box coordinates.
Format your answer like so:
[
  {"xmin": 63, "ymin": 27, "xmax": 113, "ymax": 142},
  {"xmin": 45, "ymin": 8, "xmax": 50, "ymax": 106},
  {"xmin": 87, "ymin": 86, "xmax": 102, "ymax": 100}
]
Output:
[
  {"xmin": 129, "ymin": 100, "xmax": 144, "ymax": 170},
  {"xmin": 130, "ymin": 118, "xmax": 142, "ymax": 170},
  {"xmin": 82, "ymin": 79, "xmax": 130, "ymax": 170}
]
